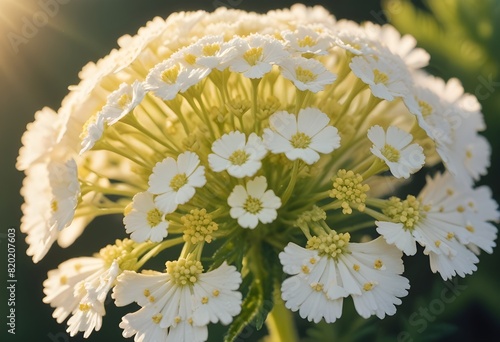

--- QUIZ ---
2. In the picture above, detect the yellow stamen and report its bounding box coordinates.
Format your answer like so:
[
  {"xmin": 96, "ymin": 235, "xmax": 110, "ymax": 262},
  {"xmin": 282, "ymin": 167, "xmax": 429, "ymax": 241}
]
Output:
[
  {"xmin": 373, "ymin": 69, "xmax": 389, "ymax": 84},
  {"xmin": 295, "ymin": 66, "xmax": 317, "ymax": 83},
  {"xmin": 290, "ymin": 132, "xmax": 311, "ymax": 149},
  {"xmin": 243, "ymin": 47, "xmax": 263, "ymax": 66},
  {"xmin": 170, "ymin": 173, "xmax": 188, "ymax": 191}
]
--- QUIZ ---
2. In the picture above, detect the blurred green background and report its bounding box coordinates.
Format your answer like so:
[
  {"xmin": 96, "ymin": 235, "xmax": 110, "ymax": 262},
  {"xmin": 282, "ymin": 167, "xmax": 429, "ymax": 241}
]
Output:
[{"xmin": 1, "ymin": 0, "xmax": 499, "ymax": 341}]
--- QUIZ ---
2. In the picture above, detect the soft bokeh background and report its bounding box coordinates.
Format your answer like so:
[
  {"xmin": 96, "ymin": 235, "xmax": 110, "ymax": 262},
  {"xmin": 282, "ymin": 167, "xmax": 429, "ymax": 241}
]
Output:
[{"xmin": 1, "ymin": 0, "xmax": 499, "ymax": 341}]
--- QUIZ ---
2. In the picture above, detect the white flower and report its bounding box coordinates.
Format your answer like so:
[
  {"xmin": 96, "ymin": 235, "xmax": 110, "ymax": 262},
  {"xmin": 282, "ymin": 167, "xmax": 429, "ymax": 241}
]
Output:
[
  {"xmin": 229, "ymin": 34, "xmax": 288, "ymax": 78},
  {"xmin": 100, "ymin": 81, "xmax": 146, "ymax": 125},
  {"xmin": 148, "ymin": 151, "xmax": 206, "ymax": 213},
  {"xmin": 67, "ymin": 261, "xmax": 121, "ymax": 338},
  {"xmin": 279, "ymin": 56, "xmax": 336, "ymax": 92},
  {"xmin": 48, "ymin": 159, "xmax": 80, "ymax": 231},
  {"xmin": 43, "ymin": 257, "xmax": 122, "ymax": 338},
  {"xmin": 283, "ymin": 26, "xmax": 333, "ymax": 56},
  {"xmin": 375, "ymin": 172, "xmax": 498, "ymax": 280},
  {"xmin": 333, "ymin": 20, "xmax": 380, "ymax": 55},
  {"xmin": 228, "ymin": 176, "xmax": 281, "ymax": 229},
  {"xmin": 124, "ymin": 192, "xmax": 169, "ymax": 243},
  {"xmin": 113, "ymin": 260, "xmax": 242, "ymax": 342},
  {"xmin": 264, "ymin": 108, "xmax": 340, "ymax": 165},
  {"xmin": 180, "ymin": 35, "xmax": 238, "ymax": 70},
  {"xmin": 462, "ymin": 133, "xmax": 490, "ymax": 181},
  {"xmin": 363, "ymin": 22, "xmax": 430, "ymax": 69},
  {"xmin": 367, "ymin": 125, "xmax": 425, "ymax": 179},
  {"xmin": 80, "ymin": 114, "xmax": 106, "ymax": 155},
  {"xmin": 43, "ymin": 257, "xmax": 105, "ymax": 324},
  {"xmin": 407, "ymin": 72, "xmax": 488, "ymax": 184},
  {"xmin": 444, "ymin": 118, "xmax": 491, "ymax": 184},
  {"xmin": 459, "ymin": 185, "xmax": 499, "ymax": 255},
  {"xmin": 208, "ymin": 131, "xmax": 267, "ymax": 178},
  {"xmin": 16, "ymin": 107, "xmax": 62, "ymax": 171},
  {"xmin": 145, "ymin": 59, "xmax": 209, "ymax": 100},
  {"xmin": 279, "ymin": 236, "xmax": 409, "ymax": 323},
  {"xmin": 406, "ymin": 74, "xmax": 453, "ymax": 144},
  {"xmin": 20, "ymin": 159, "xmax": 80, "ymax": 263},
  {"xmin": 349, "ymin": 51, "xmax": 411, "ymax": 101},
  {"xmin": 268, "ymin": 4, "xmax": 336, "ymax": 28},
  {"xmin": 79, "ymin": 80, "xmax": 146, "ymax": 154}
]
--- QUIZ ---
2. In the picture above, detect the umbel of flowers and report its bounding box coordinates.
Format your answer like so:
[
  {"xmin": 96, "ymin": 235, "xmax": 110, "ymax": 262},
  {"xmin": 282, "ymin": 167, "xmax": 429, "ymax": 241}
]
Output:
[{"xmin": 17, "ymin": 4, "xmax": 498, "ymax": 341}]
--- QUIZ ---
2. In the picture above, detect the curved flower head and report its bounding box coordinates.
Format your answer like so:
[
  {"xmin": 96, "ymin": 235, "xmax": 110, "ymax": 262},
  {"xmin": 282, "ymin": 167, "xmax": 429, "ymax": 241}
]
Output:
[{"xmin": 16, "ymin": 4, "xmax": 499, "ymax": 341}]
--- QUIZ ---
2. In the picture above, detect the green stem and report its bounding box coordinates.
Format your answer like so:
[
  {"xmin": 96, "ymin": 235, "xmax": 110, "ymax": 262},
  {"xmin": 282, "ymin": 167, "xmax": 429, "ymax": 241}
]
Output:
[
  {"xmin": 281, "ymin": 161, "xmax": 300, "ymax": 205},
  {"xmin": 265, "ymin": 287, "xmax": 299, "ymax": 342},
  {"xmin": 251, "ymin": 78, "xmax": 260, "ymax": 134},
  {"xmin": 133, "ymin": 237, "xmax": 185, "ymax": 270}
]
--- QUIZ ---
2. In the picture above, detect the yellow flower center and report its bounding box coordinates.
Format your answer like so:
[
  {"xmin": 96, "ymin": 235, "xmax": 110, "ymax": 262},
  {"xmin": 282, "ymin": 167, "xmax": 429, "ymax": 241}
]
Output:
[
  {"xmin": 243, "ymin": 196, "xmax": 263, "ymax": 214},
  {"xmin": 381, "ymin": 144, "xmax": 400, "ymax": 162},
  {"xmin": 202, "ymin": 43, "xmax": 221, "ymax": 56},
  {"xmin": 290, "ymin": 132, "xmax": 311, "ymax": 149},
  {"xmin": 306, "ymin": 231, "xmax": 351, "ymax": 259},
  {"xmin": 229, "ymin": 149, "xmax": 250, "ymax": 166},
  {"xmin": 161, "ymin": 65, "xmax": 180, "ymax": 84},
  {"xmin": 243, "ymin": 47, "xmax": 263, "ymax": 66},
  {"xmin": 184, "ymin": 53, "xmax": 197, "ymax": 65},
  {"xmin": 117, "ymin": 93, "xmax": 131, "ymax": 109},
  {"xmin": 418, "ymin": 100, "xmax": 433, "ymax": 117},
  {"xmin": 170, "ymin": 173, "xmax": 188, "ymax": 191},
  {"xmin": 146, "ymin": 208, "xmax": 163, "ymax": 227},
  {"xmin": 295, "ymin": 66, "xmax": 317, "ymax": 83},
  {"xmin": 298, "ymin": 35, "xmax": 316, "ymax": 47},
  {"xmin": 373, "ymin": 69, "xmax": 389, "ymax": 84}
]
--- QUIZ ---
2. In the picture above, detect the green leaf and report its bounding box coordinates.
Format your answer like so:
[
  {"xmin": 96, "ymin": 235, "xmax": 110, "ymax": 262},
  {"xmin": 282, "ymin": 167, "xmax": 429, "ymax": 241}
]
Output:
[
  {"xmin": 223, "ymin": 242, "xmax": 281, "ymax": 342},
  {"xmin": 223, "ymin": 274, "xmax": 264, "ymax": 342},
  {"xmin": 208, "ymin": 230, "xmax": 247, "ymax": 272},
  {"xmin": 252, "ymin": 243, "xmax": 279, "ymax": 330}
]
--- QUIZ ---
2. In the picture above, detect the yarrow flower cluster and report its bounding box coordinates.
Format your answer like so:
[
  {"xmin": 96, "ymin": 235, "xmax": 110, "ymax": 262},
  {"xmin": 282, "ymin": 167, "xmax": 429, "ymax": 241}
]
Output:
[{"xmin": 17, "ymin": 4, "xmax": 498, "ymax": 341}]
